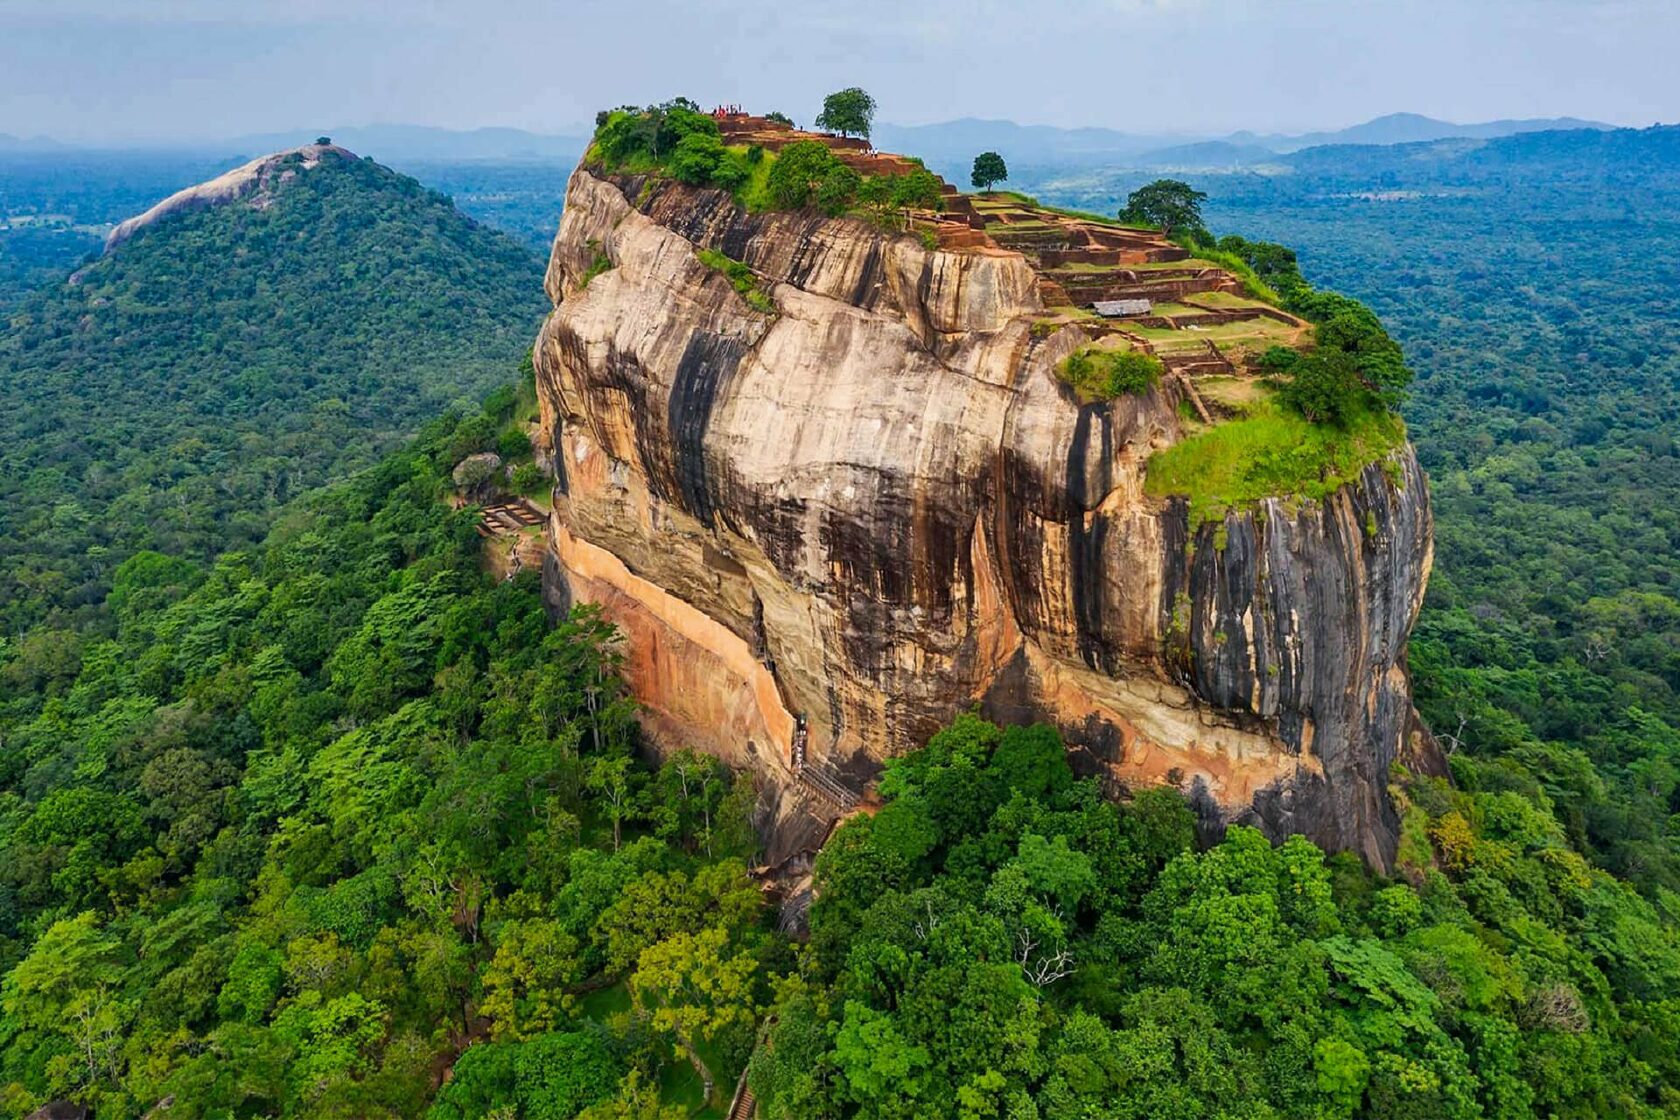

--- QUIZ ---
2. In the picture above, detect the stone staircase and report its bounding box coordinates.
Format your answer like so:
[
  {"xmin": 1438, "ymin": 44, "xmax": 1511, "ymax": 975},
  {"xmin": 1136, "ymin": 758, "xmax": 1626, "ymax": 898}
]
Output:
[
  {"xmin": 1161, "ymin": 339, "xmax": 1237, "ymax": 378},
  {"xmin": 726, "ymin": 1079, "xmax": 756, "ymax": 1120}
]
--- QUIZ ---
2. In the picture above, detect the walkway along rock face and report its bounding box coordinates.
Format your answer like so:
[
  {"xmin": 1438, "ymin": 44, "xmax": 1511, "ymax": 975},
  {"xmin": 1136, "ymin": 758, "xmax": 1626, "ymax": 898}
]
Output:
[{"xmin": 533, "ymin": 161, "xmax": 1442, "ymax": 869}]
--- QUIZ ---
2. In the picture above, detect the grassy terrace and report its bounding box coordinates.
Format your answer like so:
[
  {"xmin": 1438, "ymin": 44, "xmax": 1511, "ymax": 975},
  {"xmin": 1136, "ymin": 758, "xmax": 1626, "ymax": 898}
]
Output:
[
  {"xmin": 1145, "ymin": 387, "xmax": 1406, "ymax": 527},
  {"xmin": 973, "ymin": 191, "xmax": 1159, "ymax": 231},
  {"xmin": 1187, "ymin": 289, "xmax": 1268, "ymax": 309},
  {"xmin": 1131, "ymin": 316, "xmax": 1306, "ymax": 357}
]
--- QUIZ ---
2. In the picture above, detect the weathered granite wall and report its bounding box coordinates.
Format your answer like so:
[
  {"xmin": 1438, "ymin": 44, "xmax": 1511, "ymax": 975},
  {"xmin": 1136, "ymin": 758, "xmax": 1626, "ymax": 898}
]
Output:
[{"xmin": 534, "ymin": 164, "xmax": 1441, "ymax": 867}]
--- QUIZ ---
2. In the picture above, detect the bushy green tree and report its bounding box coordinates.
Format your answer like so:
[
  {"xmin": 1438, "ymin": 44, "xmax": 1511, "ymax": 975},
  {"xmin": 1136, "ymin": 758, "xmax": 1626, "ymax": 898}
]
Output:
[
  {"xmin": 1119, "ymin": 178, "xmax": 1209, "ymax": 239},
  {"xmin": 764, "ymin": 140, "xmax": 858, "ymax": 214},
  {"xmin": 631, "ymin": 926, "xmax": 762, "ymax": 1106},
  {"xmin": 970, "ymin": 151, "xmax": 1008, "ymax": 193},
  {"xmin": 815, "ymin": 87, "xmax": 877, "ymax": 140},
  {"xmin": 1279, "ymin": 346, "xmax": 1371, "ymax": 425}
]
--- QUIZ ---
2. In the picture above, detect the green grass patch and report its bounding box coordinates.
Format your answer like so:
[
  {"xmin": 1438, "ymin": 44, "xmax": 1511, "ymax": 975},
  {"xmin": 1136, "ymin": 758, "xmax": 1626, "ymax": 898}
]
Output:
[
  {"xmin": 731, "ymin": 145, "xmax": 779, "ymax": 212},
  {"xmin": 1145, "ymin": 395, "xmax": 1405, "ymax": 526},
  {"xmin": 1185, "ymin": 290, "xmax": 1267, "ymax": 310},
  {"xmin": 1191, "ymin": 247, "xmax": 1285, "ymax": 305},
  {"xmin": 1175, "ymin": 320, "xmax": 1305, "ymax": 353},
  {"xmin": 1048, "ymin": 261, "xmax": 1124, "ymax": 274},
  {"xmin": 1058, "ymin": 346, "xmax": 1163, "ymax": 402},
  {"xmin": 652, "ymin": 1032, "xmax": 734, "ymax": 1118},
  {"xmin": 696, "ymin": 248, "xmax": 776, "ymax": 314},
  {"xmin": 1128, "ymin": 326, "xmax": 1217, "ymax": 354},
  {"xmin": 579, "ymin": 239, "xmax": 613, "ymax": 290},
  {"xmin": 985, "ymin": 219, "xmax": 1061, "ymax": 232}
]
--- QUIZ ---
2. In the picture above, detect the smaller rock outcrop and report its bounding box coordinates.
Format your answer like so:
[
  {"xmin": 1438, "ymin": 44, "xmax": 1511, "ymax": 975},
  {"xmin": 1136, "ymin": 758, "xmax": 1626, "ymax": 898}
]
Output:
[{"xmin": 104, "ymin": 142, "xmax": 353, "ymax": 252}]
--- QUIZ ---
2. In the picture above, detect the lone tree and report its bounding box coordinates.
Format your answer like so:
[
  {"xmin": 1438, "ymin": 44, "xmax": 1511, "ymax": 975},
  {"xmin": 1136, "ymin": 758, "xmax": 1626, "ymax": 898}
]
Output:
[
  {"xmin": 816, "ymin": 87, "xmax": 877, "ymax": 141},
  {"xmin": 765, "ymin": 110, "xmax": 795, "ymax": 127},
  {"xmin": 1119, "ymin": 178, "xmax": 1208, "ymax": 239},
  {"xmin": 971, "ymin": 151, "xmax": 1008, "ymax": 193}
]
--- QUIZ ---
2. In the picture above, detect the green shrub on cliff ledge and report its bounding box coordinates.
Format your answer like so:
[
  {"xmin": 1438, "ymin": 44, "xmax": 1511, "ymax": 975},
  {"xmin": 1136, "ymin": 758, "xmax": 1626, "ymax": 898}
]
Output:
[
  {"xmin": 696, "ymin": 248, "xmax": 776, "ymax": 314},
  {"xmin": 591, "ymin": 101, "xmax": 751, "ymax": 193},
  {"xmin": 1145, "ymin": 395, "xmax": 1405, "ymax": 525},
  {"xmin": 1057, "ymin": 346, "xmax": 1163, "ymax": 401},
  {"xmin": 1219, "ymin": 233, "xmax": 1413, "ymax": 411}
]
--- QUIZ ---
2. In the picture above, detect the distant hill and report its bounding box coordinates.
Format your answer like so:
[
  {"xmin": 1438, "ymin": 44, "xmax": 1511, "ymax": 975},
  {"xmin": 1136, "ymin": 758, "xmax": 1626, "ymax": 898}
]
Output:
[
  {"xmin": 0, "ymin": 144, "xmax": 546, "ymax": 633},
  {"xmin": 1281, "ymin": 123, "xmax": 1680, "ymax": 180},
  {"xmin": 1129, "ymin": 140, "xmax": 1281, "ymax": 170},
  {"xmin": 1234, "ymin": 111, "xmax": 1615, "ymax": 152},
  {"xmin": 872, "ymin": 118, "xmax": 1189, "ymax": 170}
]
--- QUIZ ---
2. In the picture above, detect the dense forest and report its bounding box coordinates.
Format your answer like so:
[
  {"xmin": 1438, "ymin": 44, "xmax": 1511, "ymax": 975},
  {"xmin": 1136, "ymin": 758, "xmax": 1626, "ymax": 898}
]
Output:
[
  {"xmin": 1, "ymin": 383, "xmax": 1675, "ymax": 1118},
  {"xmin": 0, "ymin": 392, "xmax": 757, "ymax": 1117},
  {"xmin": 0, "ymin": 148, "xmax": 546, "ymax": 639},
  {"xmin": 1, "ymin": 124, "xmax": 1678, "ymax": 1117}
]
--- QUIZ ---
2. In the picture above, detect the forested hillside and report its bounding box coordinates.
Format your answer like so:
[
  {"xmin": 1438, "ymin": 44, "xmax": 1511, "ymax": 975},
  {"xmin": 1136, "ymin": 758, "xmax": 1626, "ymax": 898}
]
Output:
[
  {"xmin": 0, "ymin": 147, "xmax": 546, "ymax": 639},
  {"xmin": 0, "ymin": 152, "xmax": 246, "ymax": 311}
]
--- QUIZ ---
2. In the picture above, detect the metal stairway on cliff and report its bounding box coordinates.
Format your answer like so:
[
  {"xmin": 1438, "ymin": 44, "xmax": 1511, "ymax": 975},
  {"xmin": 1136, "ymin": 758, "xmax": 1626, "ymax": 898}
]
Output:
[{"xmin": 788, "ymin": 714, "xmax": 860, "ymax": 812}]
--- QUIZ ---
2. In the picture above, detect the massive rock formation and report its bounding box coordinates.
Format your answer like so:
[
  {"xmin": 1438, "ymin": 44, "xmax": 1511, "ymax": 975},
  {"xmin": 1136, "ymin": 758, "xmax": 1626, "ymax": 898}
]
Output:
[{"xmin": 533, "ymin": 163, "xmax": 1440, "ymax": 868}]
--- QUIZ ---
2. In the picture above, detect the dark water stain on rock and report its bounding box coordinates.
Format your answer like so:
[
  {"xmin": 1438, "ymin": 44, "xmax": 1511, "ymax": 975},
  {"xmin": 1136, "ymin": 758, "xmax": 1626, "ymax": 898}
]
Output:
[{"xmin": 667, "ymin": 332, "xmax": 746, "ymax": 528}]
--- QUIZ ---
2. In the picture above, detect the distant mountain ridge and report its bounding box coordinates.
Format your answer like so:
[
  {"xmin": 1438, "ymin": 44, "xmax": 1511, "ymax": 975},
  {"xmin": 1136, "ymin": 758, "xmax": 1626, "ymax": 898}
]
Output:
[
  {"xmin": 1279, "ymin": 122, "xmax": 1680, "ymax": 179},
  {"xmin": 1230, "ymin": 111, "xmax": 1615, "ymax": 152},
  {"xmin": 0, "ymin": 132, "xmax": 64, "ymax": 152},
  {"xmin": 16, "ymin": 112, "xmax": 1616, "ymax": 168},
  {"xmin": 873, "ymin": 111, "xmax": 1619, "ymax": 171}
]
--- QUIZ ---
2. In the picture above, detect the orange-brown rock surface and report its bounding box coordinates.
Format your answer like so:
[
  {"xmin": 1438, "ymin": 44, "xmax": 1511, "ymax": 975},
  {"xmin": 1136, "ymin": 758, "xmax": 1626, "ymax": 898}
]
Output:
[{"xmin": 533, "ymin": 162, "xmax": 1440, "ymax": 868}]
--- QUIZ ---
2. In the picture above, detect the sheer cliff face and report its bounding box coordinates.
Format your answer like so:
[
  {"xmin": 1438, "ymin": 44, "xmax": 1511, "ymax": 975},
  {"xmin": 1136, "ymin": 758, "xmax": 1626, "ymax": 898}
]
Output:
[{"xmin": 534, "ymin": 166, "xmax": 1438, "ymax": 867}]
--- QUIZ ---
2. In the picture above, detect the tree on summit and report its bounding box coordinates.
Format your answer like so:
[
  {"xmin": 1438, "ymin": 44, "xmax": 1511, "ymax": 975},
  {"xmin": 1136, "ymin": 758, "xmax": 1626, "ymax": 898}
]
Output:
[
  {"xmin": 971, "ymin": 151, "xmax": 1008, "ymax": 193},
  {"xmin": 816, "ymin": 87, "xmax": 877, "ymax": 141},
  {"xmin": 1120, "ymin": 178, "xmax": 1209, "ymax": 240}
]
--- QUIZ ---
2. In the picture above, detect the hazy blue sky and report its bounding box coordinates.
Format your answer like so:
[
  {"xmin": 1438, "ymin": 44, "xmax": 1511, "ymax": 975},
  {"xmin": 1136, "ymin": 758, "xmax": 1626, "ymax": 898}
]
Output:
[{"xmin": 3, "ymin": 0, "xmax": 1676, "ymax": 143}]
